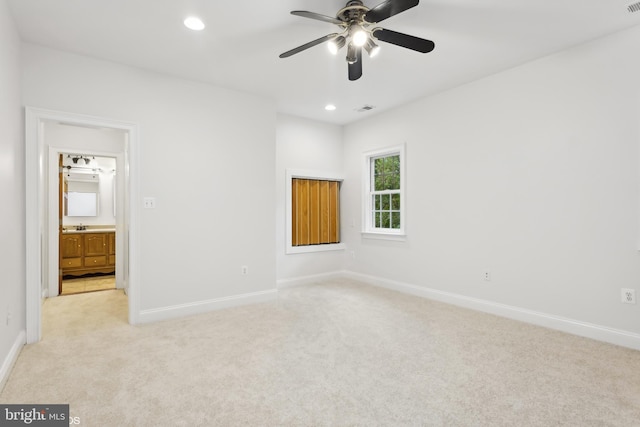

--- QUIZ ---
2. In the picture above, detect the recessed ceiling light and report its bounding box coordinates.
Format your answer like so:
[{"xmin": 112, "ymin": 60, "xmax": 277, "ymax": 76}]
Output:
[
  {"xmin": 325, "ymin": 104, "xmax": 337, "ymax": 111},
  {"xmin": 184, "ymin": 17, "xmax": 205, "ymax": 31}
]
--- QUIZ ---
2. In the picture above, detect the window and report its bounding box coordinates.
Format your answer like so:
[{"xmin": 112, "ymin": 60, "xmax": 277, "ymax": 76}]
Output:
[
  {"xmin": 292, "ymin": 178, "xmax": 340, "ymax": 246},
  {"xmin": 286, "ymin": 170, "xmax": 345, "ymax": 254},
  {"xmin": 363, "ymin": 145, "xmax": 405, "ymax": 237}
]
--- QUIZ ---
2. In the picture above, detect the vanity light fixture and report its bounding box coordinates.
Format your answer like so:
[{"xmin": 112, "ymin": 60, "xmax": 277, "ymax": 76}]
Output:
[
  {"xmin": 184, "ymin": 16, "xmax": 205, "ymax": 31},
  {"xmin": 68, "ymin": 154, "xmax": 99, "ymax": 169},
  {"xmin": 71, "ymin": 155, "xmax": 90, "ymax": 165}
]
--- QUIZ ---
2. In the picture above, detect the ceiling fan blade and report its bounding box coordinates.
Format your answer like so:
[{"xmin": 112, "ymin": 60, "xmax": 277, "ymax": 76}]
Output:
[
  {"xmin": 372, "ymin": 28, "xmax": 434, "ymax": 53},
  {"xmin": 291, "ymin": 10, "xmax": 343, "ymax": 25},
  {"xmin": 279, "ymin": 33, "xmax": 339, "ymax": 58},
  {"xmin": 364, "ymin": 0, "xmax": 419, "ymax": 24},
  {"xmin": 348, "ymin": 47, "xmax": 363, "ymax": 81}
]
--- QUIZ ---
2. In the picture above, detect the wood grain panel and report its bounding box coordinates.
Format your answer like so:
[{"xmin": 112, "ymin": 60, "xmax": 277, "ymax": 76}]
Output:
[
  {"xmin": 292, "ymin": 179, "xmax": 298, "ymax": 246},
  {"xmin": 329, "ymin": 181, "xmax": 339, "ymax": 243},
  {"xmin": 319, "ymin": 181, "xmax": 329, "ymax": 243},
  {"xmin": 292, "ymin": 178, "xmax": 340, "ymax": 247},
  {"xmin": 298, "ymin": 179, "xmax": 309, "ymax": 245},
  {"xmin": 309, "ymin": 180, "xmax": 320, "ymax": 244}
]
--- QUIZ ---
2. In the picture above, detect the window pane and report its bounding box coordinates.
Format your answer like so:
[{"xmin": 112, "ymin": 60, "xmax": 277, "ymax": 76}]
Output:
[
  {"xmin": 374, "ymin": 212, "xmax": 381, "ymax": 228},
  {"xmin": 381, "ymin": 194, "xmax": 390, "ymax": 210},
  {"xmin": 392, "ymin": 194, "xmax": 400, "ymax": 210},
  {"xmin": 374, "ymin": 158, "xmax": 385, "ymax": 176},
  {"xmin": 383, "ymin": 156, "xmax": 392, "ymax": 173},
  {"xmin": 391, "ymin": 212, "xmax": 401, "ymax": 229},
  {"xmin": 381, "ymin": 211, "xmax": 390, "ymax": 228},
  {"xmin": 374, "ymin": 174, "xmax": 385, "ymax": 191},
  {"xmin": 383, "ymin": 174, "xmax": 398, "ymax": 190},
  {"xmin": 373, "ymin": 195, "xmax": 380, "ymax": 210},
  {"xmin": 372, "ymin": 155, "xmax": 400, "ymax": 191}
]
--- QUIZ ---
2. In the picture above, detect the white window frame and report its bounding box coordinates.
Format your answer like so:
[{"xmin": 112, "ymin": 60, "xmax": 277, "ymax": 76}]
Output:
[
  {"xmin": 286, "ymin": 169, "xmax": 346, "ymax": 254},
  {"xmin": 362, "ymin": 144, "xmax": 406, "ymax": 239}
]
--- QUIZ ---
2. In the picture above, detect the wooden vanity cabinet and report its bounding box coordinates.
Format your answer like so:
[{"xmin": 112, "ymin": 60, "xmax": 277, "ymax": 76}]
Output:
[
  {"xmin": 61, "ymin": 231, "xmax": 115, "ymax": 277},
  {"xmin": 61, "ymin": 234, "xmax": 83, "ymax": 270},
  {"xmin": 108, "ymin": 233, "xmax": 116, "ymax": 266}
]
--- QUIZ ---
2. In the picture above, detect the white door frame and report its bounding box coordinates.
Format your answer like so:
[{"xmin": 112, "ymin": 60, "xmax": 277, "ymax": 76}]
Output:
[{"xmin": 25, "ymin": 107, "xmax": 140, "ymax": 343}]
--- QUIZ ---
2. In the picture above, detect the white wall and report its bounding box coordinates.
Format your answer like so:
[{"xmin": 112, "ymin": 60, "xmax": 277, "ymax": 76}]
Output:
[
  {"xmin": 342, "ymin": 25, "xmax": 640, "ymax": 336},
  {"xmin": 22, "ymin": 44, "xmax": 277, "ymax": 313},
  {"xmin": 0, "ymin": 0, "xmax": 25, "ymax": 388},
  {"xmin": 276, "ymin": 114, "xmax": 345, "ymax": 283}
]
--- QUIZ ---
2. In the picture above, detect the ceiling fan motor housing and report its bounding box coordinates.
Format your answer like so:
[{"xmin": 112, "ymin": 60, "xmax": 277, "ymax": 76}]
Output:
[{"xmin": 338, "ymin": 0, "xmax": 368, "ymax": 23}]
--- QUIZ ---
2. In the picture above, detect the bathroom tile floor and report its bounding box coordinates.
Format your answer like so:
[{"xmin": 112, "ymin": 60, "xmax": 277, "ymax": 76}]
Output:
[{"xmin": 61, "ymin": 275, "xmax": 116, "ymax": 295}]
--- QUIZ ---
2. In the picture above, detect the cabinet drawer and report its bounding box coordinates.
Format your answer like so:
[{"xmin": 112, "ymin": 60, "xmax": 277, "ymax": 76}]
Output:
[
  {"xmin": 62, "ymin": 258, "xmax": 82, "ymax": 268},
  {"xmin": 84, "ymin": 256, "xmax": 107, "ymax": 267},
  {"xmin": 108, "ymin": 255, "xmax": 116, "ymax": 266}
]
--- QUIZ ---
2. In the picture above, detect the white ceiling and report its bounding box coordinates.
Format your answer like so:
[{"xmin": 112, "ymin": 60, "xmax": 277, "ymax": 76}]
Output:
[{"xmin": 7, "ymin": 0, "xmax": 640, "ymax": 125}]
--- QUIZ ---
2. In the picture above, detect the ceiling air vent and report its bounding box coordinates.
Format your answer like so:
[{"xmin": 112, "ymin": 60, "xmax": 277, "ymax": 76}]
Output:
[
  {"xmin": 628, "ymin": 2, "xmax": 640, "ymax": 13},
  {"xmin": 356, "ymin": 105, "xmax": 375, "ymax": 113}
]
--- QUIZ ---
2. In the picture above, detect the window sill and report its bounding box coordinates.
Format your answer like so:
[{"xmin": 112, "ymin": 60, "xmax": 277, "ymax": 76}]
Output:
[
  {"xmin": 361, "ymin": 232, "xmax": 406, "ymax": 241},
  {"xmin": 286, "ymin": 243, "xmax": 346, "ymax": 254}
]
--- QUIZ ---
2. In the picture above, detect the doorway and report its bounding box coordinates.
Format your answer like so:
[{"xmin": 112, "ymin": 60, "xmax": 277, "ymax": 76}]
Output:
[
  {"xmin": 25, "ymin": 107, "xmax": 140, "ymax": 344},
  {"xmin": 59, "ymin": 153, "xmax": 117, "ymax": 296}
]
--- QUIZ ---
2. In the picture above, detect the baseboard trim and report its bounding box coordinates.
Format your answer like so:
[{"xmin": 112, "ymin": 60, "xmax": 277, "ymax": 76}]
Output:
[
  {"xmin": 0, "ymin": 330, "xmax": 26, "ymax": 393},
  {"xmin": 139, "ymin": 289, "xmax": 278, "ymax": 324},
  {"xmin": 277, "ymin": 271, "xmax": 346, "ymax": 289},
  {"xmin": 344, "ymin": 271, "xmax": 640, "ymax": 351}
]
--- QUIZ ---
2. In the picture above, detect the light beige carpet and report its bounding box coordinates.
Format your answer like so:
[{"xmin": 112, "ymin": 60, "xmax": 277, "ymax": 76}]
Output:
[{"xmin": 2, "ymin": 279, "xmax": 639, "ymax": 426}]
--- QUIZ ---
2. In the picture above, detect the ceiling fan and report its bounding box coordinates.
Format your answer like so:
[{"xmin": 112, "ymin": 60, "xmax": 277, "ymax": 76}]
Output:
[{"xmin": 279, "ymin": 0, "xmax": 435, "ymax": 81}]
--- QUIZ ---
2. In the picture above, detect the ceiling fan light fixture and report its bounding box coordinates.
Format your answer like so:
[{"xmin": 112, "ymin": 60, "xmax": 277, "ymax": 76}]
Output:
[
  {"xmin": 352, "ymin": 28, "xmax": 368, "ymax": 47},
  {"xmin": 280, "ymin": 0, "xmax": 436, "ymax": 81},
  {"xmin": 328, "ymin": 36, "xmax": 346, "ymax": 55},
  {"xmin": 364, "ymin": 38, "xmax": 380, "ymax": 57},
  {"xmin": 184, "ymin": 16, "xmax": 205, "ymax": 31}
]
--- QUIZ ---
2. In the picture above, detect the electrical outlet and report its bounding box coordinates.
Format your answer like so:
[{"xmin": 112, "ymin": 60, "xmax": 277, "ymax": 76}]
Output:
[
  {"xmin": 621, "ymin": 288, "xmax": 636, "ymax": 304},
  {"xmin": 484, "ymin": 269, "xmax": 491, "ymax": 281},
  {"xmin": 241, "ymin": 265, "xmax": 249, "ymax": 276}
]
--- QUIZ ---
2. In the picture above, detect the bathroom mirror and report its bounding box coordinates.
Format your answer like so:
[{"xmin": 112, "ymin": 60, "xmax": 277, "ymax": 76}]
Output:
[
  {"xmin": 65, "ymin": 177, "xmax": 100, "ymax": 217},
  {"xmin": 67, "ymin": 192, "xmax": 99, "ymax": 216}
]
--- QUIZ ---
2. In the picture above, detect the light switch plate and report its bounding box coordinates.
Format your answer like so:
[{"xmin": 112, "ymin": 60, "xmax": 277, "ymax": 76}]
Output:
[{"xmin": 143, "ymin": 197, "xmax": 156, "ymax": 209}]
